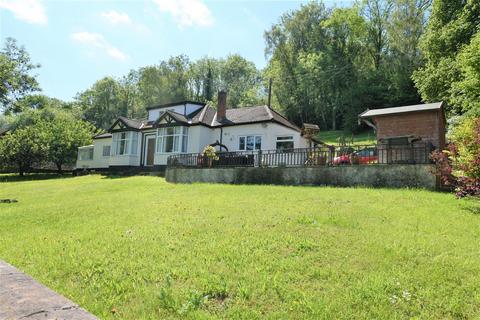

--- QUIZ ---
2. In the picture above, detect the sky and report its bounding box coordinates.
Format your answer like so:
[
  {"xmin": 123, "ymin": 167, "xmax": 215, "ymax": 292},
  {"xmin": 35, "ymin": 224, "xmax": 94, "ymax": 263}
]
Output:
[{"xmin": 0, "ymin": 0, "xmax": 353, "ymax": 102}]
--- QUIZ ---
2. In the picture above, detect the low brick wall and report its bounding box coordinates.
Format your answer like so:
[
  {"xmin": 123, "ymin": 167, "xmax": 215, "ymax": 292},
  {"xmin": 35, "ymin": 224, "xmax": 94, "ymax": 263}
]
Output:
[{"xmin": 166, "ymin": 165, "xmax": 438, "ymax": 189}]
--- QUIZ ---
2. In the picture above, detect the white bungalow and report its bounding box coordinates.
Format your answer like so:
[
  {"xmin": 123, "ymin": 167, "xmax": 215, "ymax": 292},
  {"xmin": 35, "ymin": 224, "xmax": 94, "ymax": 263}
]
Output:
[{"xmin": 76, "ymin": 91, "xmax": 320, "ymax": 171}]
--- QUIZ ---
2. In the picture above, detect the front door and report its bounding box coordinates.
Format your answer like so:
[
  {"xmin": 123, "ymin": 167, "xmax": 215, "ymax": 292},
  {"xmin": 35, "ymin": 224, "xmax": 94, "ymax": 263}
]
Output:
[{"xmin": 145, "ymin": 137, "xmax": 155, "ymax": 166}]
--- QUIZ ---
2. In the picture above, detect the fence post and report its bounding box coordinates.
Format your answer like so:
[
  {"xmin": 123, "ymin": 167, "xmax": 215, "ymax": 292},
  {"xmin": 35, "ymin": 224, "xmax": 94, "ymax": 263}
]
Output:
[{"xmin": 257, "ymin": 150, "xmax": 262, "ymax": 167}]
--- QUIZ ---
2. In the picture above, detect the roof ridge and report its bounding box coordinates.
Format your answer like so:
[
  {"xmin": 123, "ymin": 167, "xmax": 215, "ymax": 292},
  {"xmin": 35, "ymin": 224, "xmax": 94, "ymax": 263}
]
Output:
[{"xmin": 264, "ymin": 105, "xmax": 274, "ymax": 119}]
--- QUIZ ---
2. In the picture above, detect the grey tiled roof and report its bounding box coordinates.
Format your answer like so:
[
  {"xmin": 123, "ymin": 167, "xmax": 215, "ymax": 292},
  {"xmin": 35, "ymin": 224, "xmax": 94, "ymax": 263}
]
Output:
[
  {"xmin": 359, "ymin": 102, "xmax": 443, "ymax": 118},
  {"xmin": 113, "ymin": 105, "xmax": 303, "ymax": 133},
  {"xmin": 189, "ymin": 105, "xmax": 301, "ymax": 131},
  {"xmin": 93, "ymin": 132, "xmax": 112, "ymax": 139}
]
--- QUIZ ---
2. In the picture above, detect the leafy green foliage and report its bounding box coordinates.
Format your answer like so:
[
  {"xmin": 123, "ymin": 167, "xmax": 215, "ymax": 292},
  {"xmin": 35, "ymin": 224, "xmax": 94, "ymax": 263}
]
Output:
[
  {"xmin": 265, "ymin": 1, "xmax": 427, "ymax": 132},
  {"xmin": 0, "ymin": 175, "xmax": 479, "ymax": 318},
  {"xmin": 449, "ymin": 116, "xmax": 480, "ymax": 179},
  {"xmin": 0, "ymin": 127, "xmax": 48, "ymax": 175},
  {"xmin": 38, "ymin": 113, "xmax": 94, "ymax": 171},
  {"xmin": 0, "ymin": 107, "xmax": 94, "ymax": 173},
  {"xmin": 413, "ymin": 0, "xmax": 480, "ymax": 116},
  {"xmin": 0, "ymin": 38, "xmax": 40, "ymax": 114},
  {"xmin": 76, "ymin": 54, "xmax": 265, "ymax": 129}
]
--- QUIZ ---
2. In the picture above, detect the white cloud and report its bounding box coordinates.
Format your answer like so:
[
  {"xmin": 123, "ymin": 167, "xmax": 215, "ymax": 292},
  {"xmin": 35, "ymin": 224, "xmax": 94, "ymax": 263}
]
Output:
[
  {"xmin": 153, "ymin": 0, "xmax": 213, "ymax": 28},
  {"xmin": 0, "ymin": 0, "xmax": 47, "ymax": 25},
  {"xmin": 71, "ymin": 32, "xmax": 127, "ymax": 61},
  {"xmin": 100, "ymin": 10, "xmax": 131, "ymax": 25}
]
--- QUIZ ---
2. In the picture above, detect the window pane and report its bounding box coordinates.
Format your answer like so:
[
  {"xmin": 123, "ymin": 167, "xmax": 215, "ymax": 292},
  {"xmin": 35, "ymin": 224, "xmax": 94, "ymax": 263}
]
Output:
[
  {"xmin": 173, "ymin": 136, "xmax": 179, "ymax": 152},
  {"xmin": 121, "ymin": 132, "xmax": 126, "ymax": 139},
  {"xmin": 246, "ymin": 136, "xmax": 254, "ymax": 150},
  {"xmin": 166, "ymin": 127, "xmax": 174, "ymax": 135},
  {"xmin": 277, "ymin": 136, "xmax": 293, "ymax": 141},
  {"xmin": 174, "ymin": 127, "xmax": 181, "ymax": 134},
  {"xmin": 157, "ymin": 137, "xmax": 163, "ymax": 153},
  {"xmin": 131, "ymin": 134, "xmax": 138, "ymax": 155},
  {"xmin": 102, "ymin": 146, "xmax": 110, "ymax": 157},
  {"xmin": 165, "ymin": 135, "xmax": 174, "ymax": 152},
  {"xmin": 239, "ymin": 137, "xmax": 245, "ymax": 150},
  {"xmin": 255, "ymin": 136, "xmax": 262, "ymax": 150},
  {"xmin": 120, "ymin": 140, "xmax": 126, "ymax": 155},
  {"xmin": 276, "ymin": 141, "xmax": 294, "ymax": 151},
  {"xmin": 182, "ymin": 135, "xmax": 188, "ymax": 152}
]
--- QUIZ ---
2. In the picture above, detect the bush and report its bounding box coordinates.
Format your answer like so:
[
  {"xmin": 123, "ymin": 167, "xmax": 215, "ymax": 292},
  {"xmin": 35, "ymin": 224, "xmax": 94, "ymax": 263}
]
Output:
[{"xmin": 432, "ymin": 117, "xmax": 480, "ymax": 198}]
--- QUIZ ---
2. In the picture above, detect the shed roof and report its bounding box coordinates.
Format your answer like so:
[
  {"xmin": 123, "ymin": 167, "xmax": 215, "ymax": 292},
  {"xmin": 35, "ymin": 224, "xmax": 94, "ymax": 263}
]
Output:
[{"xmin": 359, "ymin": 102, "xmax": 443, "ymax": 118}]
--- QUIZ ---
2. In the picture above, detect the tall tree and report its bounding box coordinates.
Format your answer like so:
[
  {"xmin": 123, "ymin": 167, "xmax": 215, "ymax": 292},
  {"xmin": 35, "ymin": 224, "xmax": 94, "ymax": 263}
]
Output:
[
  {"xmin": 220, "ymin": 54, "xmax": 264, "ymax": 107},
  {"xmin": 413, "ymin": 0, "xmax": 480, "ymax": 116},
  {"xmin": 0, "ymin": 38, "xmax": 40, "ymax": 114},
  {"xmin": 75, "ymin": 77, "xmax": 121, "ymax": 129}
]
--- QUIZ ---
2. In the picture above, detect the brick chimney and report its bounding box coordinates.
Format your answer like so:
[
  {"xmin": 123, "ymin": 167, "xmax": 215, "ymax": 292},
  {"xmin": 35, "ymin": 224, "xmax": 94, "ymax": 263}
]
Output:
[{"xmin": 217, "ymin": 89, "xmax": 227, "ymax": 122}]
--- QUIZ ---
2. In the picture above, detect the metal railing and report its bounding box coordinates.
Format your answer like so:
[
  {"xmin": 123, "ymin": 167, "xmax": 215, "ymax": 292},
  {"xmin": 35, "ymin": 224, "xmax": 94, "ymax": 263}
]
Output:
[{"xmin": 167, "ymin": 143, "xmax": 433, "ymax": 168}]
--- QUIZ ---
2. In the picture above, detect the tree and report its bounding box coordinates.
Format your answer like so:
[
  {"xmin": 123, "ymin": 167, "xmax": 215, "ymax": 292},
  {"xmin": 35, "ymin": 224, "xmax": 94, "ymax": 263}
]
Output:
[
  {"xmin": 362, "ymin": 0, "xmax": 393, "ymax": 70},
  {"xmin": 39, "ymin": 112, "xmax": 94, "ymax": 172},
  {"xmin": 413, "ymin": 0, "xmax": 480, "ymax": 116},
  {"xmin": 75, "ymin": 77, "xmax": 121, "ymax": 129},
  {"xmin": 220, "ymin": 54, "xmax": 265, "ymax": 107},
  {"xmin": 0, "ymin": 127, "xmax": 47, "ymax": 175},
  {"xmin": 0, "ymin": 38, "xmax": 40, "ymax": 114}
]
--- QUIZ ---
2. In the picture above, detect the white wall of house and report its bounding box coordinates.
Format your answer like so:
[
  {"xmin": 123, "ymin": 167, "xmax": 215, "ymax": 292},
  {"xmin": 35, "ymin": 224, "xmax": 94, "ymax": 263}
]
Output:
[
  {"xmin": 76, "ymin": 122, "xmax": 310, "ymax": 169},
  {"xmin": 215, "ymin": 122, "xmax": 309, "ymax": 152},
  {"xmin": 147, "ymin": 103, "xmax": 203, "ymax": 121},
  {"xmin": 75, "ymin": 138, "xmax": 111, "ymax": 169}
]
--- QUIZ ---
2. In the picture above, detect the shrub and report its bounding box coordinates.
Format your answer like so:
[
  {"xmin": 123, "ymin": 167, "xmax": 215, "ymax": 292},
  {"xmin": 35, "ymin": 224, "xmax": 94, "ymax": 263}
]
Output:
[{"xmin": 432, "ymin": 116, "xmax": 480, "ymax": 198}]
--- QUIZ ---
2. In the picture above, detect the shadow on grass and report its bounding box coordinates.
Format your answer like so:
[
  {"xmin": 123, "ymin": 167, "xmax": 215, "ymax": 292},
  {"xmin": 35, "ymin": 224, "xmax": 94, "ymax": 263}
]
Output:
[
  {"xmin": 99, "ymin": 172, "xmax": 164, "ymax": 179},
  {"xmin": 0, "ymin": 173, "xmax": 74, "ymax": 183}
]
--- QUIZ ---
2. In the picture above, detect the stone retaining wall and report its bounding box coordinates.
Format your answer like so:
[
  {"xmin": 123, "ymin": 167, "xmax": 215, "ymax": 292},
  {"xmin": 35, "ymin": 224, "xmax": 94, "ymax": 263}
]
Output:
[{"xmin": 166, "ymin": 165, "xmax": 438, "ymax": 189}]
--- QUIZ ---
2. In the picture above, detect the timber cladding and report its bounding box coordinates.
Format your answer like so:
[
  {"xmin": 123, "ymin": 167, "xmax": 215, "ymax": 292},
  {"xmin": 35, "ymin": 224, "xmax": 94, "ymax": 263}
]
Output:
[{"xmin": 374, "ymin": 110, "xmax": 446, "ymax": 149}]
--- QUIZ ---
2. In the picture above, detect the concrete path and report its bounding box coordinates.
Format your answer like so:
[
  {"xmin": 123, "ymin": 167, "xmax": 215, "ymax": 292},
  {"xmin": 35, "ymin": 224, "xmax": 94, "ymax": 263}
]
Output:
[{"xmin": 0, "ymin": 260, "xmax": 98, "ymax": 319}]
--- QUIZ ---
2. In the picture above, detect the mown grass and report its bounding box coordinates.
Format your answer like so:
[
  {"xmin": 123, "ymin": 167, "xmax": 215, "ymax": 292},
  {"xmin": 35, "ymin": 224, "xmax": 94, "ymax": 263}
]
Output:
[
  {"xmin": 1, "ymin": 175, "xmax": 479, "ymax": 319},
  {"xmin": 318, "ymin": 130, "xmax": 376, "ymax": 145}
]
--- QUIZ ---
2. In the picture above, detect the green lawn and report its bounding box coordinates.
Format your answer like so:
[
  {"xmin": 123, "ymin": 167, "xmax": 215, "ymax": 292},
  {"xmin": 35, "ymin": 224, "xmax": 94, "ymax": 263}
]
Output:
[
  {"xmin": 1, "ymin": 175, "xmax": 479, "ymax": 319},
  {"xmin": 317, "ymin": 130, "xmax": 376, "ymax": 145}
]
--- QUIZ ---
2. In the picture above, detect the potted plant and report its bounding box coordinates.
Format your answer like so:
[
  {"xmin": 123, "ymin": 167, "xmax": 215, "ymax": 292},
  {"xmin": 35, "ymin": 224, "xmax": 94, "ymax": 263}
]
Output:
[{"xmin": 201, "ymin": 146, "xmax": 219, "ymax": 167}]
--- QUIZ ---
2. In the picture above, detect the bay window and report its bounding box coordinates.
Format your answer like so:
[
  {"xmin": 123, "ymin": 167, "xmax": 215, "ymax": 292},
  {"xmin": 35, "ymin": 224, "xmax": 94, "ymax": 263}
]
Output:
[
  {"xmin": 112, "ymin": 132, "xmax": 138, "ymax": 155},
  {"xmin": 239, "ymin": 135, "xmax": 262, "ymax": 151},
  {"xmin": 156, "ymin": 126, "xmax": 188, "ymax": 153}
]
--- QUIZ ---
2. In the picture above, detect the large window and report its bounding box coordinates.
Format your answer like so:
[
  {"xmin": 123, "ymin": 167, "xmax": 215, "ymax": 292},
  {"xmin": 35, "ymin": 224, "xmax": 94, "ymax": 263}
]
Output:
[
  {"xmin": 78, "ymin": 147, "xmax": 93, "ymax": 160},
  {"xmin": 239, "ymin": 135, "xmax": 262, "ymax": 151},
  {"xmin": 276, "ymin": 136, "xmax": 294, "ymax": 151},
  {"xmin": 112, "ymin": 132, "xmax": 138, "ymax": 155},
  {"xmin": 156, "ymin": 126, "xmax": 188, "ymax": 153}
]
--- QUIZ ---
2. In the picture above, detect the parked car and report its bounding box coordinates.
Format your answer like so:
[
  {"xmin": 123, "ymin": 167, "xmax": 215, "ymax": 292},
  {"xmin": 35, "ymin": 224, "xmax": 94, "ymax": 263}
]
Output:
[{"xmin": 332, "ymin": 147, "xmax": 378, "ymax": 165}]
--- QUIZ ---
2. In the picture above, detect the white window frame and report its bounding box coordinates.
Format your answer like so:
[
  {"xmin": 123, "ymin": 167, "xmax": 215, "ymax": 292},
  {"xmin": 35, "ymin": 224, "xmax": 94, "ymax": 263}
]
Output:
[
  {"xmin": 112, "ymin": 132, "xmax": 138, "ymax": 156},
  {"xmin": 238, "ymin": 135, "xmax": 262, "ymax": 151},
  {"xmin": 102, "ymin": 145, "xmax": 111, "ymax": 157},
  {"xmin": 156, "ymin": 126, "xmax": 188, "ymax": 154},
  {"xmin": 276, "ymin": 136, "xmax": 294, "ymax": 151}
]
